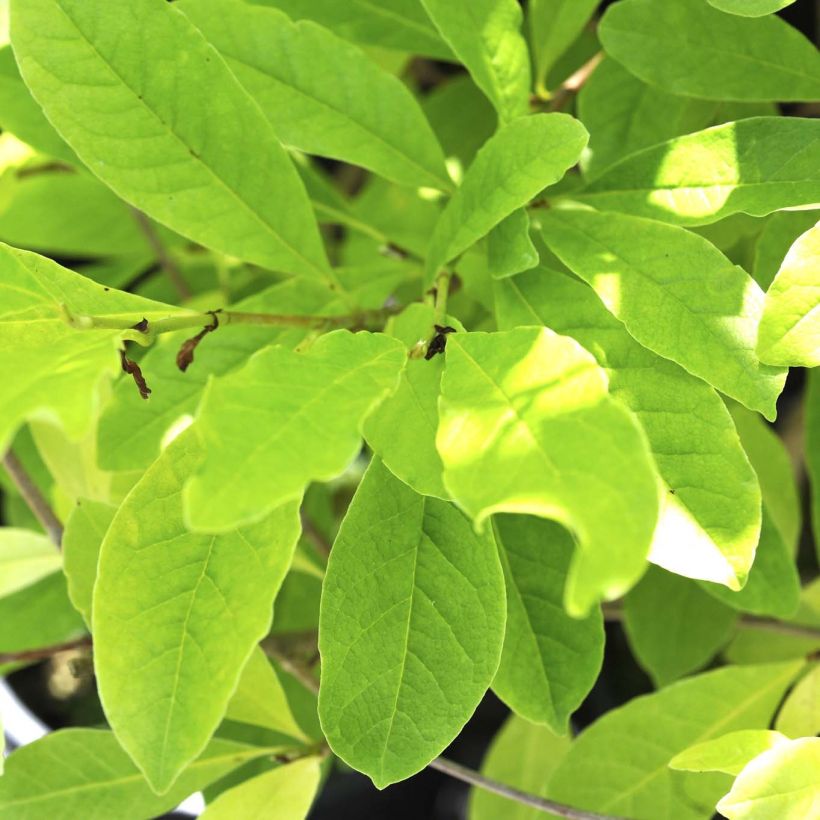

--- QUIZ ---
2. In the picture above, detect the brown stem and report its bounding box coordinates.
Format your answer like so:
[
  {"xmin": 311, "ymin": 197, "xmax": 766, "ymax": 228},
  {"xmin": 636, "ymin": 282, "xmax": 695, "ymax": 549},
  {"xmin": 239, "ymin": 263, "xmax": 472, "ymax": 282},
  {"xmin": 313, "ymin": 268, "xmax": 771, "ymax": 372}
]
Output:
[
  {"xmin": 1, "ymin": 451, "xmax": 63, "ymax": 549},
  {"xmin": 130, "ymin": 208, "xmax": 192, "ymax": 300},
  {"xmin": 428, "ymin": 757, "xmax": 626, "ymax": 819},
  {"xmin": 262, "ymin": 636, "xmax": 321, "ymax": 695},
  {"xmin": 547, "ymin": 51, "xmax": 604, "ymax": 112},
  {"xmin": 0, "ymin": 636, "xmax": 91, "ymax": 666}
]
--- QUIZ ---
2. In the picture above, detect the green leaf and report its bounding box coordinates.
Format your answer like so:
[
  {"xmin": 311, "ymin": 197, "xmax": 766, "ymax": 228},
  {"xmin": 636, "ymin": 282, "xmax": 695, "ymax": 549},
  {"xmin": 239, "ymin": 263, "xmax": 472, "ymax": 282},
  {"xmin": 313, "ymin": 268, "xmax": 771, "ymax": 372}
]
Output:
[
  {"xmin": 775, "ymin": 665, "xmax": 820, "ymax": 739},
  {"xmin": 363, "ymin": 304, "xmax": 450, "ymax": 499},
  {"xmin": 753, "ymin": 211, "xmax": 819, "ymax": 290},
  {"xmin": 419, "ymin": 0, "xmax": 530, "ymax": 124},
  {"xmin": 425, "ymin": 113, "xmax": 588, "ymax": 279},
  {"xmin": 547, "ymin": 661, "xmax": 804, "ymax": 819},
  {"xmin": 180, "ymin": 0, "xmax": 451, "ymax": 192},
  {"xmin": 717, "ymin": 737, "xmax": 820, "ymax": 820},
  {"xmin": 200, "ymin": 757, "xmax": 321, "ymax": 820},
  {"xmin": 93, "ymin": 432, "xmax": 301, "ymax": 794},
  {"xmin": 183, "ymin": 329, "xmax": 405, "ymax": 532},
  {"xmin": 528, "ymin": 0, "xmax": 598, "ymax": 93},
  {"xmin": 624, "ymin": 567, "xmax": 738, "ymax": 686},
  {"xmin": 226, "ymin": 648, "xmax": 308, "ymax": 742},
  {"xmin": 670, "ymin": 729, "xmax": 790, "ymax": 776},
  {"xmin": 599, "ymin": 0, "xmax": 820, "ymax": 101},
  {"xmin": 0, "ymin": 527, "xmax": 61, "ymax": 598},
  {"xmin": 487, "ymin": 209, "xmax": 539, "ymax": 279},
  {"xmin": 0, "ymin": 729, "xmax": 278, "ymax": 819},
  {"xmin": 494, "ymin": 269, "xmax": 762, "ymax": 589},
  {"xmin": 492, "ymin": 515, "xmax": 604, "ymax": 731},
  {"xmin": 469, "ymin": 714, "xmax": 571, "ymax": 820},
  {"xmin": 318, "ymin": 458, "xmax": 505, "ymax": 788},
  {"xmin": 248, "ymin": 0, "xmax": 452, "ymax": 60},
  {"xmin": 706, "ymin": 0, "xmax": 797, "ymax": 17},
  {"xmin": 437, "ymin": 328, "xmax": 660, "ymax": 616},
  {"xmin": 0, "ymin": 242, "xmax": 178, "ymax": 453},
  {"xmin": 808, "ymin": 372, "xmax": 820, "ymax": 562},
  {"xmin": 757, "ymin": 221, "xmax": 820, "ymax": 367},
  {"xmin": 540, "ymin": 209, "xmax": 787, "ymax": 419},
  {"xmin": 578, "ymin": 57, "xmax": 717, "ymax": 178},
  {"xmin": 575, "ymin": 118, "xmax": 820, "ymax": 226},
  {"xmin": 11, "ymin": 0, "xmax": 331, "ymax": 280},
  {"xmin": 62, "ymin": 498, "xmax": 115, "ymax": 627}
]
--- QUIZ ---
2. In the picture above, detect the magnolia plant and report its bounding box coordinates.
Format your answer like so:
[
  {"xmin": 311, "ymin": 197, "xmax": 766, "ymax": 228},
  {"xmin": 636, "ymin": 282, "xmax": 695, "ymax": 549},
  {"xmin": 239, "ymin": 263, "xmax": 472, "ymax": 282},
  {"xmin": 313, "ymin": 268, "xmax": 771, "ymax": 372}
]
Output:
[{"xmin": 0, "ymin": 0, "xmax": 819, "ymax": 818}]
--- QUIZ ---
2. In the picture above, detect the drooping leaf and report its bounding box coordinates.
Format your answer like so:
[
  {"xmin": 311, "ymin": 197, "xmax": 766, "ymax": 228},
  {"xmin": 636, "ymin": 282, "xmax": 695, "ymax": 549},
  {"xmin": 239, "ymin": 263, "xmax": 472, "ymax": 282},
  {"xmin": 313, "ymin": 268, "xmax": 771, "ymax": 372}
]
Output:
[
  {"xmin": 180, "ymin": 0, "xmax": 451, "ymax": 192},
  {"xmin": 419, "ymin": 0, "xmax": 530, "ymax": 124},
  {"xmin": 183, "ymin": 329, "xmax": 405, "ymax": 532},
  {"xmin": 93, "ymin": 432, "xmax": 302, "ymax": 794},
  {"xmin": 578, "ymin": 57, "xmax": 717, "ymax": 178},
  {"xmin": 0, "ymin": 242, "xmax": 179, "ymax": 453},
  {"xmin": 470, "ymin": 714, "xmax": 571, "ymax": 820},
  {"xmin": 717, "ymin": 737, "xmax": 820, "ymax": 820},
  {"xmin": 752, "ymin": 210, "xmax": 818, "ymax": 290},
  {"xmin": 11, "ymin": 0, "xmax": 332, "ymax": 280},
  {"xmin": 599, "ymin": 0, "xmax": 820, "ymax": 101},
  {"xmin": 0, "ymin": 527, "xmax": 61, "ymax": 598},
  {"xmin": 670, "ymin": 730, "xmax": 790, "ymax": 776},
  {"xmin": 624, "ymin": 567, "xmax": 738, "ymax": 686},
  {"xmin": 775, "ymin": 665, "xmax": 820, "ymax": 739},
  {"xmin": 318, "ymin": 458, "xmax": 505, "ymax": 788},
  {"xmin": 437, "ymin": 327, "xmax": 660, "ymax": 616},
  {"xmin": 200, "ymin": 757, "xmax": 321, "ymax": 820},
  {"xmin": 575, "ymin": 118, "xmax": 820, "ymax": 226},
  {"xmin": 492, "ymin": 515, "xmax": 604, "ymax": 731},
  {"xmin": 540, "ymin": 209, "xmax": 787, "ymax": 419},
  {"xmin": 757, "ymin": 221, "xmax": 820, "ymax": 367},
  {"xmin": 487, "ymin": 209, "xmax": 539, "ymax": 279},
  {"xmin": 0, "ymin": 729, "xmax": 279, "ymax": 819},
  {"xmin": 494, "ymin": 269, "xmax": 762, "ymax": 589},
  {"xmin": 706, "ymin": 0, "xmax": 797, "ymax": 17},
  {"xmin": 425, "ymin": 114, "xmax": 588, "ymax": 279},
  {"xmin": 547, "ymin": 661, "xmax": 804, "ymax": 819}
]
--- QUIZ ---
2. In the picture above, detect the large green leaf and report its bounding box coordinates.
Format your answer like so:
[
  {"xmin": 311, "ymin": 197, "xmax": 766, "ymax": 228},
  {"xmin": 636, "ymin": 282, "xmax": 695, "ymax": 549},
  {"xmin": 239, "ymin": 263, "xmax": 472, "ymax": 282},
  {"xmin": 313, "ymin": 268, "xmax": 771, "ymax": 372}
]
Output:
[
  {"xmin": 671, "ymin": 730, "xmax": 790, "ymax": 776},
  {"xmin": 706, "ymin": 0, "xmax": 797, "ymax": 17},
  {"xmin": 318, "ymin": 458, "xmax": 505, "ymax": 788},
  {"xmin": 575, "ymin": 118, "xmax": 820, "ymax": 226},
  {"xmin": 578, "ymin": 57, "xmax": 716, "ymax": 178},
  {"xmin": 437, "ymin": 328, "xmax": 660, "ymax": 616},
  {"xmin": 93, "ymin": 432, "xmax": 301, "ymax": 794},
  {"xmin": 547, "ymin": 661, "xmax": 804, "ymax": 819},
  {"xmin": 425, "ymin": 114, "xmax": 588, "ymax": 278},
  {"xmin": 492, "ymin": 515, "xmax": 604, "ymax": 731},
  {"xmin": 495, "ymin": 270, "xmax": 761, "ymax": 589},
  {"xmin": 200, "ymin": 757, "xmax": 321, "ymax": 820},
  {"xmin": 717, "ymin": 737, "xmax": 820, "ymax": 820},
  {"xmin": 0, "ymin": 527, "xmax": 61, "ymax": 598},
  {"xmin": 180, "ymin": 0, "xmax": 451, "ymax": 192},
  {"xmin": 183, "ymin": 329, "xmax": 405, "ymax": 532},
  {"xmin": 419, "ymin": 0, "xmax": 530, "ymax": 124},
  {"xmin": 599, "ymin": 0, "xmax": 820, "ymax": 101},
  {"xmin": 0, "ymin": 242, "xmax": 178, "ymax": 453},
  {"xmin": 540, "ymin": 209, "xmax": 787, "ymax": 419},
  {"xmin": 11, "ymin": 0, "xmax": 331, "ymax": 280},
  {"xmin": 0, "ymin": 729, "xmax": 278, "ymax": 819},
  {"xmin": 624, "ymin": 567, "xmax": 737, "ymax": 686},
  {"xmin": 757, "ymin": 221, "xmax": 820, "ymax": 367},
  {"xmin": 470, "ymin": 714, "xmax": 571, "ymax": 820}
]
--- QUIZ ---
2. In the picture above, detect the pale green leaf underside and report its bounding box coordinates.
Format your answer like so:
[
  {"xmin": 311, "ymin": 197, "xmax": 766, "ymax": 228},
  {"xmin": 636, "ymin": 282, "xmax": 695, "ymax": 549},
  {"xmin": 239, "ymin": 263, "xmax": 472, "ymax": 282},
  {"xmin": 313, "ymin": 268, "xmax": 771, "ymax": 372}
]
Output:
[
  {"xmin": 0, "ymin": 729, "xmax": 278, "ymax": 820},
  {"xmin": 425, "ymin": 113, "xmax": 588, "ymax": 279},
  {"xmin": 200, "ymin": 757, "xmax": 321, "ymax": 820},
  {"xmin": 600, "ymin": 0, "xmax": 820, "ymax": 101},
  {"xmin": 0, "ymin": 527, "xmax": 61, "ymax": 598},
  {"xmin": 11, "ymin": 0, "xmax": 330, "ymax": 279},
  {"xmin": 0, "ymin": 241, "xmax": 177, "ymax": 453},
  {"xmin": 671, "ymin": 729, "xmax": 789, "ymax": 776},
  {"xmin": 184, "ymin": 329, "xmax": 405, "ymax": 532},
  {"xmin": 495, "ymin": 270, "xmax": 762, "ymax": 589},
  {"xmin": 492, "ymin": 516, "xmax": 604, "ymax": 732},
  {"xmin": 319, "ymin": 458, "xmax": 505, "ymax": 788},
  {"xmin": 181, "ymin": 0, "xmax": 451, "ymax": 192},
  {"xmin": 437, "ymin": 328, "xmax": 660, "ymax": 616},
  {"xmin": 540, "ymin": 209, "xmax": 787, "ymax": 420},
  {"xmin": 548, "ymin": 661, "xmax": 804, "ymax": 819},
  {"xmin": 707, "ymin": 0, "xmax": 797, "ymax": 17},
  {"xmin": 717, "ymin": 737, "xmax": 820, "ymax": 820},
  {"xmin": 577, "ymin": 118, "xmax": 820, "ymax": 226},
  {"xmin": 93, "ymin": 432, "xmax": 301, "ymax": 794},
  {"xmin": 757, "ymin": 221, "xmax": 820, "ymax": 367}
]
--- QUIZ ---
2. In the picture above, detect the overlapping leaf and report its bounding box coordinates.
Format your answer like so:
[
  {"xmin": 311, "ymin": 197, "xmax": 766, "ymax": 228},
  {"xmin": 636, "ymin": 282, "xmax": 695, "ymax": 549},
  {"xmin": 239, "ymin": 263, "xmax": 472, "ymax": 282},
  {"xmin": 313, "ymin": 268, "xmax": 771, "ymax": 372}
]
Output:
[
  {"xmin": 671, "ymin": 730, "xmax": 790, "ymax": 776},
  {"xmin": 0, "ymin": 527, "xmax": 61, "ymax": 598},
  {"xmin": 707, "ymin": 0, "xmax": 797, "ymax": 17}
]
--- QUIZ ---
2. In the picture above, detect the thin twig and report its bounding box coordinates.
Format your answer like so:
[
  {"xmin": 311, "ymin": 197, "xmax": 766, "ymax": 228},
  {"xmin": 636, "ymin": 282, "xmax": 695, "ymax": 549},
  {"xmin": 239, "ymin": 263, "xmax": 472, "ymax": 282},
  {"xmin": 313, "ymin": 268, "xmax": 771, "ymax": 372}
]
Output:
[
  {"xmin": 262, "ymin": 638, "xmax": 321, "ymax": 695},
  {"xmin": 2, "ymin": 451, "xmax": 63, "ymax": 549},
  {"xmin": 547, "ymin": 51, "xmax": 604, "ymax": 112},
  {"xmin": 428, "ymin": 757, "xmax": 626, "ymax": 820},
  {"xmin": 130, "ymin": 208, "xmax": 192, "ymax": 301},
  {"xmin": 0, "ymin": 636, "xmax": 92, "ymax": 666}
]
